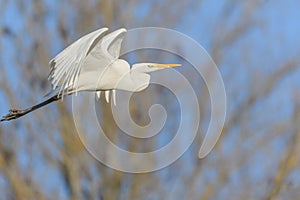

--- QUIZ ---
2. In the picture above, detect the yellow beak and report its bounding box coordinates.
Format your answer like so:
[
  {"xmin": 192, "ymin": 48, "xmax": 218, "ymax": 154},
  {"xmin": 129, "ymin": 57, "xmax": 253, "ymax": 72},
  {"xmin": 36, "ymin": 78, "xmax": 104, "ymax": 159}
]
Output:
[{"xmin": 155, "ymin": 64, "xmax": 182, "ymax": 68}]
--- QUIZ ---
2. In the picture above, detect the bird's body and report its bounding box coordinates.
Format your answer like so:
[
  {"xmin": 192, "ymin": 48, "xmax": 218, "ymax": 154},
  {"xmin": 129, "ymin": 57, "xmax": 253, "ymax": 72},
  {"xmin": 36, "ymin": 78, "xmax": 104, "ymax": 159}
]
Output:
[
  {"xmin": 74, "ymin": 59, "xmax": 129, "ymax": 92},
  {"xmin": 1, "ymin": 28, "xmax": 180, "ymax": 121}
]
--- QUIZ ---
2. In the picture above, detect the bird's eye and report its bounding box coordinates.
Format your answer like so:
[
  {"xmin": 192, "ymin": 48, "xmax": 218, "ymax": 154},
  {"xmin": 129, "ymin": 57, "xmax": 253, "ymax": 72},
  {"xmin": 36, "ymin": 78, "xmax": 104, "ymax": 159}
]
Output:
[{"xmin": 148, "ymin": 65, "xmax": 155, "ymax": 68}]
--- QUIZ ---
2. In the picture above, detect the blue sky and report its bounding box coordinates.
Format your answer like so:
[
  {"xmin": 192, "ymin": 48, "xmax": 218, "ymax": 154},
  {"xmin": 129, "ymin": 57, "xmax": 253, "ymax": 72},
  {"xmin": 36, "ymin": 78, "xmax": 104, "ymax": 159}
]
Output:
[{"xmin": 1, "ymin": 0, "xmax": 300, "ymax": 198}]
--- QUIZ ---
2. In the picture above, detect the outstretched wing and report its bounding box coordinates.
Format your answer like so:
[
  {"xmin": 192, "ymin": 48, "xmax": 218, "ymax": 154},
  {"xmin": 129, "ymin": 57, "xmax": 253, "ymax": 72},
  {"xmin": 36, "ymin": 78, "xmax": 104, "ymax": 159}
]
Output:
[
  {"xmin": 48, "ymin": 27, "xmax": 108, "ymax": 96},
  {"xmin": 90, "ymin": 28, "xmax": 127, "ymax": 104},
  {"xmin": 101, "ymin": 28, "xmax": 127, "ymax": 59},
  {"xmin": 48, "ymin": 28, "xmax": 127, "ymax": 99},
  {"xmin": 86, "ymin": 28, "xmax": 127, "ymax": 67}
]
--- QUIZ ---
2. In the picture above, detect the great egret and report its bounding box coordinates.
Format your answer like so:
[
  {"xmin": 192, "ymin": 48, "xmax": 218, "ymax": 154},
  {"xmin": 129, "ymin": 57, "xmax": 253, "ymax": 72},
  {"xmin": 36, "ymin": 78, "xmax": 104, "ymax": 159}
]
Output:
[{"xmin": 1, "ymin": 28, "xmax": 181, "ymax": 122}]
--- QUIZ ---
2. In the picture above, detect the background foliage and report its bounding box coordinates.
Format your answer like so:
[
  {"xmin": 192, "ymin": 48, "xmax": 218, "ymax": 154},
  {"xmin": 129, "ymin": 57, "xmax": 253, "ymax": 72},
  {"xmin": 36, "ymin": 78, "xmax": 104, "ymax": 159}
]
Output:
[{"xmin": 0, "ymin": 0, "xmax": 300, "ymax": 199}]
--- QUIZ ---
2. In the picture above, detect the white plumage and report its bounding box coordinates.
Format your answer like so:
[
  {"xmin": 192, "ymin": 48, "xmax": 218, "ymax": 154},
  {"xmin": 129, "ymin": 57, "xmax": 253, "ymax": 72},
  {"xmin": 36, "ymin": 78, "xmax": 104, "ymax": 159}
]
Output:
[
  {"xmin": 48, "ymin": 27, "xmax": 180, "ymax": 104},
  {"xmin": 1, "ymin": 27, "xmax": 181, "ymax": 121}
]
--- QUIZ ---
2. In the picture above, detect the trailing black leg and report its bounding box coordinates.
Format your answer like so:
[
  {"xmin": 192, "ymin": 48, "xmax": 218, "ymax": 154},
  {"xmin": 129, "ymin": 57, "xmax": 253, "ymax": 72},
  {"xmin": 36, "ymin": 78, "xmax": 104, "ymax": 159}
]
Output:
[{"xmin": 1, "ymin": 95, "xmax": 60, "ymax": 122}]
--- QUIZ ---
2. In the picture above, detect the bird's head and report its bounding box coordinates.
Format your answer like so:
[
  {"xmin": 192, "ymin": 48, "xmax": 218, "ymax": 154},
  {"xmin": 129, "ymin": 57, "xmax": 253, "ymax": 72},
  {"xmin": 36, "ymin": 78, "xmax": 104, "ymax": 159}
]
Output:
[
  {"xmin": 132, "ymin": 63, "xmax": 181, "ymax": 73},
  {"xmin": 112, "ymin": 61, "xmax": 182, "ymax": 92}
]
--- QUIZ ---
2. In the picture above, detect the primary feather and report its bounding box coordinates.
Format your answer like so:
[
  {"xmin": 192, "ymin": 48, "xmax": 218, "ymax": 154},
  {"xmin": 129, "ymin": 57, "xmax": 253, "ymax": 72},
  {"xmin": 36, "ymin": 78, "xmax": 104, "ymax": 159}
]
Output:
[{"xmin": 48, "ymin": 28, "xmax": 127, "ymax": 98}]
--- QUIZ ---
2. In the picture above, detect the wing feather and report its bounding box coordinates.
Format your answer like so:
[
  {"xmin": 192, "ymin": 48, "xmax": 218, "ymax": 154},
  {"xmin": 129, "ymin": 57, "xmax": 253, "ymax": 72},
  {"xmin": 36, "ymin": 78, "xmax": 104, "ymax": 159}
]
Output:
[
  {"xmin": 101, "ymin": 28, "xmax": 127, "ymax": 59},
  {"xmin": 47, "ymin": 28, "xmax": 127, "ymax": 99},
  {"xmin": 48, "ymin": 28, "xmax": 108, "ymax": 96}
]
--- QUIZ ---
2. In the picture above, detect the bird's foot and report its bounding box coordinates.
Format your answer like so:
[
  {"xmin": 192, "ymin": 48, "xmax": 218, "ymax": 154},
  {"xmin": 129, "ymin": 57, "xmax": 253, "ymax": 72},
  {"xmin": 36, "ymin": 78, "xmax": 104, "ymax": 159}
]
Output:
[{"xmin": 1, "ymin": 109, "xmax": 25, "ymax": 122}]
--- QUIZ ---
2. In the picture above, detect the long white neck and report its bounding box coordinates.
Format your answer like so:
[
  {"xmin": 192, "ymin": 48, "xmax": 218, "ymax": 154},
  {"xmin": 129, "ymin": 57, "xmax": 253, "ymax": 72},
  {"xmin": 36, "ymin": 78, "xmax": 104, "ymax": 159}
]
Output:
[
  {"xmin": 113, "ymin": 67, "xmax": 150, "ymax": 92},
  {"xmin": 128, "ymin": 70, "xmax": 150, "ymax": 92},
  {"xmin": 111, "ymin": 60, "xmax": 151, "ymax": 92}
]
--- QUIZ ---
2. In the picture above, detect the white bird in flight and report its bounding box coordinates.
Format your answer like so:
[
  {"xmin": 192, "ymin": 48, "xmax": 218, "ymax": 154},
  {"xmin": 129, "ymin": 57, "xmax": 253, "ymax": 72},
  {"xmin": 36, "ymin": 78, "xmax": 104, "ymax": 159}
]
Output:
[{"xmin": 1, "ymin": 28, "xmax": 181, "ymax": 121}]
